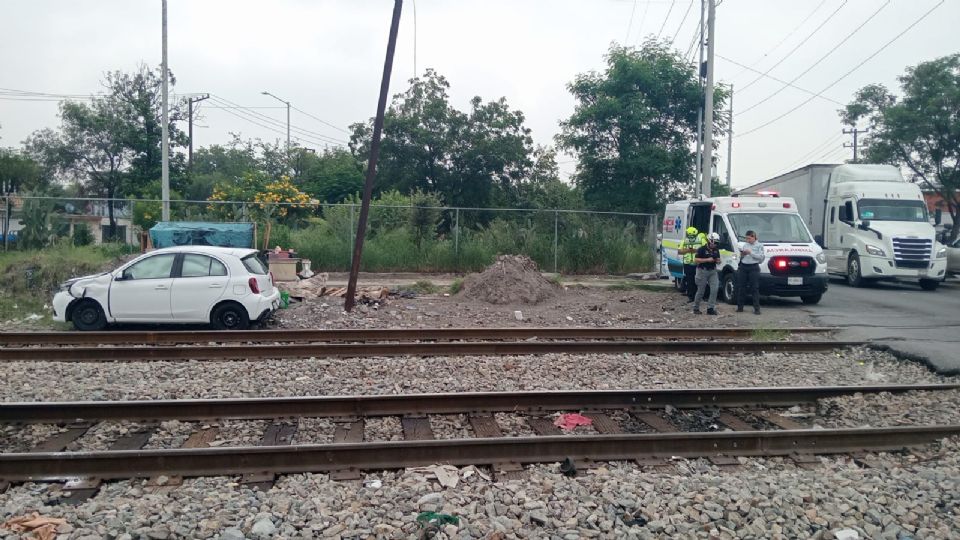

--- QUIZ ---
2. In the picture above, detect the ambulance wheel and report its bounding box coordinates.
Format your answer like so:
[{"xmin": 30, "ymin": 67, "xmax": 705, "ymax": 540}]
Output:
[{"xmin": 721, "ymin": 272, "xmax": 737, "ymax": 305}]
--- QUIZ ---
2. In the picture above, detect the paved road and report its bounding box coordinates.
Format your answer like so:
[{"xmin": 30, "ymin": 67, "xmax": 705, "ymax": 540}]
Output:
[{"xmin": 801, "ymin": 277, "xmax": 960, "ymax": 375}]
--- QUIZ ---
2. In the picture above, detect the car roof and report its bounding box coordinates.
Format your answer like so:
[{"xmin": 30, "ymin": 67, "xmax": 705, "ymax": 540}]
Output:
[{"xmin": 148, "ymin": 245, "xmax": 258, "ymax": 257}]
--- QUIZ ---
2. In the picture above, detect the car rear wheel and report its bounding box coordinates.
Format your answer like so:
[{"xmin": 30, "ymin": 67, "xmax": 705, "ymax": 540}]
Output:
[
  {"xmin": 211, "ymin": 303, "xmax": 250, "ymax": 331},
  {"xmin": 72, "ymin": 300, "xmax": 107, "ymax": 331}
]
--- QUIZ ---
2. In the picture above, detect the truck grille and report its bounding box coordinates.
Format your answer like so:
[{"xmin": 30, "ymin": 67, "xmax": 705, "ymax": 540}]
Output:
[{"xmin": 892, "ymin": 237, "xmax": 931, "ymax": 269}]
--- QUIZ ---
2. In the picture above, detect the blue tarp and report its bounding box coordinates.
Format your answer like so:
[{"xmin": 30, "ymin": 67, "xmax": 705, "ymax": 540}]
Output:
[{"xmin": 150, "ymin": 222, "xmax": 255, "ymax": 249}]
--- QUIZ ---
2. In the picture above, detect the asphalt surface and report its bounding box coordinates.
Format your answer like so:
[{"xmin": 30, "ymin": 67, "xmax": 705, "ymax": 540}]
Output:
[{"xmin": 801, "ymin": 276, "xmax": 960, "ymax": 375}]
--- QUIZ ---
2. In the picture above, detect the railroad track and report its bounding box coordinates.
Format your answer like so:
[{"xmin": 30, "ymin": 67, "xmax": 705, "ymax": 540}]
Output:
[
  {"xmin": 2, "ymin": 384, "xmax": 957, "ymax": 496},
  {"xmin": 0, "ymin": 326, "xmax": 831, "ymax": 346},
  {"xmin": 0, "ymin": 327, "xmax": 848, "ymax": 361}
]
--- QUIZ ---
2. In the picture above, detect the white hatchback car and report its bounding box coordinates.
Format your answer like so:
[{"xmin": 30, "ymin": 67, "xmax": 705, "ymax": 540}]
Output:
[{"xmin": 53, "ymin": 246, "xmax": 280, "ymax": 331}]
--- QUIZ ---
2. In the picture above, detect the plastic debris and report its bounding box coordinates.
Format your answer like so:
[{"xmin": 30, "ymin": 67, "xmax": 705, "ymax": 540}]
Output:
[
  {"xmin": 1, "ymin": 513, "xmax": 66, "ymax": 540},
  {"xmin": 554, "ymin": 413, "xmax": 593, "ymax": 431}
]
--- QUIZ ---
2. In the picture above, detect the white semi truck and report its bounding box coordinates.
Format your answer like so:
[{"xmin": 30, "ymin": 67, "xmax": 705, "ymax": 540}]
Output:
[{"xmin": 740, "ymin": 164, "xmax": 948, "ymax": 290}]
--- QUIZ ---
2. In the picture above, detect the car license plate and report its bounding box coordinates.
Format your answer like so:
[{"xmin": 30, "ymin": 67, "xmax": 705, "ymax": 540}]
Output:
[{"xmin": 788, "ymin": 277, "xmax": 803, "ymax": 286}]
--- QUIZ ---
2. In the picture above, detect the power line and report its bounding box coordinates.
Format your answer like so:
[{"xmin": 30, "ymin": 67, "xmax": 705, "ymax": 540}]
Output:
[
  {"xmin": 736, "ymin": 0, "xmax": 943, "ymax": 138},
  {"xmin": 290, "ymin": 105, "xmax": 350, "ymax": 134},
  {"xmin": 670, "ymin": 0, "xmax": 695, "ymax": 45},
  {"xmin": 784, "ymin": 132, "xmax": 846, "ymax": 171},
  {"xmin": 715, "ymin": 54, "xmax": 844, "ymax": 106},
  {"xmin": 738, "ymin": 0, "xmax": 891, "ymax": 117},
  {"xmin": 727, "ymin": 0, "xmax": 830, "ymax": 82},
  {"xmin": 656, "ymin": 0, "xmax": 677, "ymax": 39},
  {"xmin": 209, "ymin": 94, "xmax": 347, "ymax": 144},
  {"xmin": 624, "ymin": 0, "xmax": 639, "ymax": 43},
  {"xmin": 207, "ymin": 101, "xmax": 340, "ymax": 149},
  {"xmin": 634, "ymin": 0, "xmax": 652, "ymax": 44},
  {"xmin": 208, "ymin": 96, "xmax": 345, "ymax": 146},
  {"xmin": 736, "ymin": 0, "xmax": 847, "ymax": 93}
]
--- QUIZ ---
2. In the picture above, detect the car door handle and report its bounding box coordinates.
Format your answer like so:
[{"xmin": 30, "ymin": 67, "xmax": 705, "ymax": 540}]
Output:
[
  {"xmin": 155, "ymin": 285, "xmax": 168, "ymax": 290},
  {"xmin": 209, "ymin": 284, "xmax": 224, "ymax": 288}
]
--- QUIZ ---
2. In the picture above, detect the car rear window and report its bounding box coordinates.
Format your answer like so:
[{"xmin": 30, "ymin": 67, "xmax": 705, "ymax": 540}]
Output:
[{"xmin": 241, "ymin": 253, "xmax": 268, "ymax": 275}]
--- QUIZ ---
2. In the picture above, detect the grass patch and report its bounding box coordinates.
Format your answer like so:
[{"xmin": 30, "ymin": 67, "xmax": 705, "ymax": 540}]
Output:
[
  {"xmin": 0, "ymin": 243, "xmax": 135, "ymax": 325},
  {"xmin": 402, "ymin": 280, "xmax": 442, "ymax": 295},
  {"xmin": 449, "ymin": 278, "xmax": 464, "ymax": 295},
  {"xmin": 547, "ymin": 274, "xmax": 563, "ymax": 285},
  {"xmin": 606, "ymin": 281, "xmax": 672, "ymax": 292},
  {"xmin": 751, "ymin": 328, "xmax": 791, "ymax": 341}
]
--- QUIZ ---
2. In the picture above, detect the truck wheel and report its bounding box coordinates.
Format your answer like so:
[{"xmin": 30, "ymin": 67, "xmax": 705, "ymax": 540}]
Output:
[
  {"xmin": 801, "ymin": 294, "xmax": 822, "ymax": 305},
  {"xmin": 919, "ymin": 279, "xmax": 940, "ymax": 291},
  {"xmin": 72, "ymin": 300, "xmax": 107, "ymax": 331},
  {"xmin": 721, "ymin": 272, "xmax": 737, "ymax": 305},
  {"xmin": 846, "ymin": 253, "xmax": 864, "ymax": 288},
  {"xmin": 211, "ymin": 302, "xmax": 250, "ymax": 330}
]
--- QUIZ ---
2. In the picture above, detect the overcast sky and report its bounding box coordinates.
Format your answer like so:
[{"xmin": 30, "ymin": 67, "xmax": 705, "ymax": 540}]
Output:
[{"xmin": 1, "ymin": 0, "xmax": 956, "ymax": 191}]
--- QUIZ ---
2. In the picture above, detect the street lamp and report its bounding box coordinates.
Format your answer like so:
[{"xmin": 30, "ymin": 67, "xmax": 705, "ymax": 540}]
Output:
[{"xmin": 261, "ymin": 91, "xmax": 291, "ymax": 155}]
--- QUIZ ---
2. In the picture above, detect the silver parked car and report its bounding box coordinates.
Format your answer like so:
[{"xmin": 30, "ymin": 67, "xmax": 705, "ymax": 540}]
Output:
[{"xmin": 947, "ymin": 237, "xmax": 960, "ymax": 276}]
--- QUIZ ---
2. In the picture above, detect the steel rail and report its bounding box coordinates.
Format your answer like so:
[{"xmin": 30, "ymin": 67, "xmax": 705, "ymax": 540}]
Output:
[
  {"xmin": 0, "ymin": 340, "xmax": 859, "ymax": 362},
  {"xmin": 2, "ymin": 425, "xmax": 957, "ymax": 481},
  {"xmin": 0, "ymin": 327, "xmax": 832, "ymax": 346},
  {"xmin": 2, "ymin": 384, "xmax": 955, "ymax": 424}
]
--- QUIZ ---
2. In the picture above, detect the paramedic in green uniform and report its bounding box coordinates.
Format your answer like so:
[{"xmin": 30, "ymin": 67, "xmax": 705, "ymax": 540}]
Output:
[{"xmin": 678, "ymin": 226, "xmax": 706, "ymax": 302}]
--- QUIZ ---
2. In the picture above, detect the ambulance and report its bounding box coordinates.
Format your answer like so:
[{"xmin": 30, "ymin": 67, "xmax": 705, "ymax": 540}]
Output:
[{"xmin": 660, "ymin": 194, "xmax": 829, "ymax": 305}]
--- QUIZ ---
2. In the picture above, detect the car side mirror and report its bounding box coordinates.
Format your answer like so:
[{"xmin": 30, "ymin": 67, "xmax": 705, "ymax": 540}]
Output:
[
  {"xmin": 858, "ymin": 220, "xmax": 871, "ymax": 231},
  {"xmin": 115, "ymin": 271, "xmax": 130, "ymax": 281}
]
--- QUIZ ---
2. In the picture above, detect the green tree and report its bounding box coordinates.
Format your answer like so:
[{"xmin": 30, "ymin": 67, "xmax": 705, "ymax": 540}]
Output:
[
  {"xmin": 408, "ymin": 189, "xmax": 443, "ymax": 247},
  {"xmin": 841, "ymin": 54, "xmax": 960, "ymax": 241},
  {"xmin": 558, "ymin": 41, "xmax": 728, "ymax": 214},
  {"xmin": 299, "ymin": 147, "xmax": 364, "ymax": 203},
  {"xmin": 350, "ymin": 70, "xmax": 534, "ymax": 211},
  {"xmin": 17, "ymin": 197, "xmax": 52, "ymax": 249},
  {"xmin": 24, "ymin": 66, "xmax": 186, "ymax": 235},
  {"xmin": 0, "ymin": 149, "xmax": 45, "ymax": 194}
]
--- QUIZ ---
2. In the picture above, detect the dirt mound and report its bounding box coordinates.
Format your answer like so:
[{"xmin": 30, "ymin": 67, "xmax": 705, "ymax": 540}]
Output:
[{"xmin": 462, "ymin": 255, "xmax": 558, "ymax": 305}]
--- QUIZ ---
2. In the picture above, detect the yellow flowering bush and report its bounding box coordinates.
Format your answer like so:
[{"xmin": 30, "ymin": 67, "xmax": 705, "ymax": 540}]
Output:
[{"xmin": 207, "ymin": 173, "xmax": 314, "ymax": 224}]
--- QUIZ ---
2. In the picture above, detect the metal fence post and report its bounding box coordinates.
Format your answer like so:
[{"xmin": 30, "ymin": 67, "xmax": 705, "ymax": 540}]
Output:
[
  {"xmin": 554, "ymin": 210, "xmax": 559, "ymax": 273},
  {"xmin": 349, "ymin": 204, "xmax": 356, "ymax": 267},
  {"xmin": 454, "ymin": 208, "xmax": 460, "ymax": 270},
  {"xmin": 2, "ymin": 195, "xmax": 8, "ymax": 251}
]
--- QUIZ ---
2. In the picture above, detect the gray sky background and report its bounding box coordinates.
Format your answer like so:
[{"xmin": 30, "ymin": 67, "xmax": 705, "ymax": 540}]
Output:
[{"xmin": 1, "ymin": 0, "xmax": 957, "ymax": 191}]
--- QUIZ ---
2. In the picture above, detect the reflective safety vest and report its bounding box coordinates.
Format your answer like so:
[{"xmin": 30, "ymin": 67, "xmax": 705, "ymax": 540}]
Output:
[{"xmin": 680, "ymin": 234, "xmax": 706, "ymax": 265}]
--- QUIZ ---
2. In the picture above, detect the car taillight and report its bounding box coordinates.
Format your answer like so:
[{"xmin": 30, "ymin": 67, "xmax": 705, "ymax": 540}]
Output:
[
  {"xmin": 774, "ymin": 258, "xmax": 788, "ymax": 269},
  {"xmin": 248, "ymin": 277, "xmax": 261, "ymax": 294}
]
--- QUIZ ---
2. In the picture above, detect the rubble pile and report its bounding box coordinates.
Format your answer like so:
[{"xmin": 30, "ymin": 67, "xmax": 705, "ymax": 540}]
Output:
[{"xmin": 462, "ymin": 254, "xmax": 558, "ymax": 305}]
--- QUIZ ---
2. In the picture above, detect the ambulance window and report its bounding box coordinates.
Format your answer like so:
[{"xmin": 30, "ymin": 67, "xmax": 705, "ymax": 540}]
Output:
[{"xmin": 713, "ymin": 216, "xmax": 731, "ymax": 250}]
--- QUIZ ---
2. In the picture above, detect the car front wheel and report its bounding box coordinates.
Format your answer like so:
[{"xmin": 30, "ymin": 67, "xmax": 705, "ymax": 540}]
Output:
[
  {"xmin": 211, "ymin": 303, "xmax": 250, "ymax": 331},
  {"xmin": 72, "ymin": 300, "xmax": 107, "ymax": 331}
]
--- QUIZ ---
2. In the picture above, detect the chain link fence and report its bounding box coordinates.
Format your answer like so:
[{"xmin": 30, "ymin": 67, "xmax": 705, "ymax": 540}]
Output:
[{"xmin": 1, "ymin": 195, "xmax": 657, "ymax": 274}]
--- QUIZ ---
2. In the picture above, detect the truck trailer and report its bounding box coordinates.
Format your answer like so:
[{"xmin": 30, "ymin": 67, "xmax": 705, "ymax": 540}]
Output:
[{"xmin": 739, "ymin": 164, "xmax": 948, "ymax": 290}]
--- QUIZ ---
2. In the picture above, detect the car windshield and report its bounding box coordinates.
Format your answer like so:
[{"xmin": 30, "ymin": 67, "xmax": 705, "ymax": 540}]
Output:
[
  {"xmin": 858, "ymin": 199, "xmax": 928, "ymax": 222},
  {"xmin": 241, "ymin": 253, "xmax": 268, "ymax": 275},
  {"xmin": 727, "ymin": 213, "xmax": 812, "ymax": 243}
]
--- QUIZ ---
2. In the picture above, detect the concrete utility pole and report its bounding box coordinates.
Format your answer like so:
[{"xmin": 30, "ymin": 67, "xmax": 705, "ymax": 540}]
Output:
[
  {"xmin": 187, "ymin": 94, "xmax": 210, "ymax": 169},
  {"xmin": 161, "ymin": 0, "xmax": 170, "ymax": 222},
  {"xmin": 261, "ymin": 91, "xmax": 291, "ymax": 157},
  {"xmin": 843, "ymin": 127, "xmax": 869, "ymax": 163},
  {"xmin": 725, "ymin": 84, "xmax": 733, "ymax": 187},
  {"xmin": 694, "ymin": 0, "xmax": 705, "ymax": 197},
  {"xmin": 344, "ymin": 0, "xmax": 403, "ymax": 312},
  {"xmin": 700, "ymin": 0, "xmax": 716, "ymax": 198}
]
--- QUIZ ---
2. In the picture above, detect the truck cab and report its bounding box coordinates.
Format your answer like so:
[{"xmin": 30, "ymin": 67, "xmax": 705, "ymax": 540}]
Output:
[
  {"xmin": 821, "ymin": 165, "xmax": 947, "ymax": 290},
  {"xmin": 662, "ymin": 195, "xmax": 829, "ymax": 305}
]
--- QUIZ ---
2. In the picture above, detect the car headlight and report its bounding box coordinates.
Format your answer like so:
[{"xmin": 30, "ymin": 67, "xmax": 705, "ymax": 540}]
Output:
[
  {"xmin": 816, "ymin": 252, "xmax": 827, "ymax": 264},
  {"xmin": 865, "ymin": 244, "xmax": 886, "ymax": 257},
  {"xmin": 937, "ymin": 247, "xmax": 947, "ymax": 258}
]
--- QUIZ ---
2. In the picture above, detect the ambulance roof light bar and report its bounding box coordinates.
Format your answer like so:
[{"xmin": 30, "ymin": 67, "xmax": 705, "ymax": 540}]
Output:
[{"xmin": 756, "ymin": 190, "xmax": 780, "ymax": 197}]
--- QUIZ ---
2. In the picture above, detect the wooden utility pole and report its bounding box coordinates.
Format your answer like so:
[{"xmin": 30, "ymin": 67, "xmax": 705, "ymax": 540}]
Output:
[
  {"xmin": 344, "ymin": 0, "xmax": 403, "ymax": 312},
  {"xmin": 187, "ymin": 94, "xmax": 210, "ymax": 169},
  {"xmin": 843, "ymin": 127, "xmax": 869, "ymax": 163}
]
